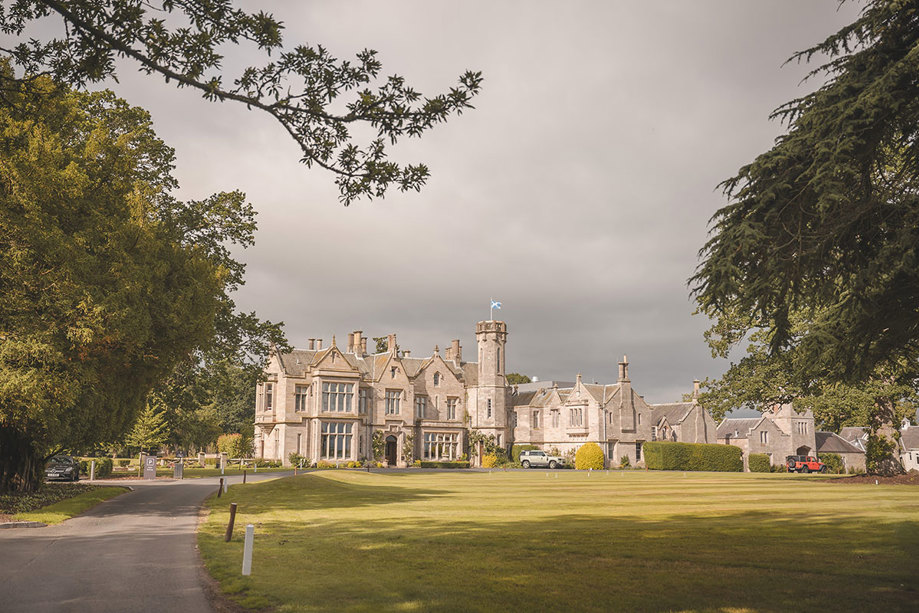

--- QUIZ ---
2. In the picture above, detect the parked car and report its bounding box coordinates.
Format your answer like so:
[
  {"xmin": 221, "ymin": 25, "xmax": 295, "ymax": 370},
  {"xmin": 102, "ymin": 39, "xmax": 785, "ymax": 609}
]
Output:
[
  {"xmin": 786, "ymin": 455, "xmax": 826, "ymax": 473},
  {"xmin": 519, "ymin": 449, "xmax": 566, "ymax": 469},
  {"xmin": 45, "ymin": 455, "xmax": 81, "ymax": 481}
]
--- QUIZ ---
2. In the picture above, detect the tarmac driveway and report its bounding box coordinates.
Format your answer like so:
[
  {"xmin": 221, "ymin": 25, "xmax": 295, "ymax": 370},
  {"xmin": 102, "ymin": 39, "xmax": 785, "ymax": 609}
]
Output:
[{"xmin": 0, "ymin": 472, "xmax": 290, "ymax": 613}]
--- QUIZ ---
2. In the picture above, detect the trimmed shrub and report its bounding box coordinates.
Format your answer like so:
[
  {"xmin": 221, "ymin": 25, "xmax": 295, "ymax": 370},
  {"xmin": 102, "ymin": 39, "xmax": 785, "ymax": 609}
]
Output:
[
  {"xmin": 79, "ymin": 457, "xmax": 113, "ymax": 478},
  {"xmin": 420, "ymin": 461, "xmax": 471, "ymax": 469},
  {"xmin": 620, "ymin": 455, "xmax": 631, "ymax": 468},
  {"xmin": 288, "ymin": 452, "xmax": 310, "ymax": 468},
  {"xmin": 482, "ymin": 453, "xmax": 498, "ymax": 468},
  {"xmin": 749, "ymin": 453, "xmax": 771, "ymax": 473},
  {"xmin": 820, "ymin": 453, "xmax": 845, "ymax": 474},
  {"xmin": 575, "ymin": 442, "xmax": 605, "ymax": 470},
  {"xmin": 644, "ymin": 442, "xmax": 742, "ymax": 472},
  {"xmin": 511, "ymin": 444, "xmax": 539, "ymax": 463}
]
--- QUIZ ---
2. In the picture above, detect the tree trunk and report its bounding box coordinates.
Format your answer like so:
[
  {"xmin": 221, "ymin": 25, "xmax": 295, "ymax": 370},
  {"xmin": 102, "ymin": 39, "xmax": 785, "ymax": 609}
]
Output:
[
  {"xmin": 0, "ymin": 421, "xmax": 45, "ymax": 493},
  {"xmin": 866, "ymin": 398, "xmax": 905, "ymax": 476}
]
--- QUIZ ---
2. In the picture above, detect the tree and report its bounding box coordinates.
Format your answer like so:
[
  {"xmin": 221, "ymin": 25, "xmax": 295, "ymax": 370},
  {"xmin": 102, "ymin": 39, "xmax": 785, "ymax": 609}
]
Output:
[
  {"xmin": 698, "ymin": 311, "xmax": 916, "ymax": 474},
  {"xmin": 691, "ymin": 1, "xmax": 919, "ymax": 472},
  {"xmin": 125, "ymin": 401, "xmax": 169, "ymax": 454},
  {"xmin": 0, "ymin": 1, "xmax": 482, "ymax": 204},
  {"xmin": 506, "ymin": 373, "xmax": 531, "ymax": 385},
  {"xmin": 0, "ymin": 72, "xmax": 267, "ymax": 492},
  {"xmin": 692, "ymin": 0, "xmax": 919, "ymax": 381}
]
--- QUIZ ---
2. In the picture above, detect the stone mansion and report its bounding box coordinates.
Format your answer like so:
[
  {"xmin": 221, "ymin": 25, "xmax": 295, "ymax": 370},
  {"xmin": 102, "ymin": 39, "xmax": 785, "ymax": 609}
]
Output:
[{"xmin": 254, "ymin": 320, "xmax": 718, "ymax": 467}]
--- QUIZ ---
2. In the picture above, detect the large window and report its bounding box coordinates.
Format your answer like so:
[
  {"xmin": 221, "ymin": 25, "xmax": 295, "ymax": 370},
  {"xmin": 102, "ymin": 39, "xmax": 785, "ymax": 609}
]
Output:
[
  {"xmin": 265, "ymin": 383, "xmax": 273, "ymax": 411},
  {"xmin": 423, "ymin": 432, "xmax": 459, "ymax": 460},
  {"xmin": 359, "ymin": 388, "xmax": 371, "ymax": 414},
  {"xmin": 385, "ymin": 390, "xmax": 401, "ymax": 415},
  {"xmin": 322, "ymin": 382, "xmax": 354, "ymax": 412},
  {"xmin": 295, "ymin": 385, "xmax": 309, "ymax": 411},
  {"xmin": 320, "ymin": 422, "xmax": 353, "ymax": 459},
  {"xmin": 532, "ymin": 410, "xmax": 540, "ymax": 429},
  {"xmin": 569, "ymin": 407, "xmax": 583, "ymax": 427},
  {"xmin": 415, "ymin": 395, "xmax": 428, "ymax": 419},
  {"xmin": 447, "ymin": 397, "xmax": 458, "ymax": 420},
  {"xmin": 552, "ymin": 410, "xmax": 560, "ymax": 428}
]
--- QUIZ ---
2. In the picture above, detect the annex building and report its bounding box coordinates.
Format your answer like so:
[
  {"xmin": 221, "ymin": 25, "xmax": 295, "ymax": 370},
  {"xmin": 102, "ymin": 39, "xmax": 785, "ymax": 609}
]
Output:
[{"xmin": 254, "ymin": 320, "xmax": 717, "ymax": 467}]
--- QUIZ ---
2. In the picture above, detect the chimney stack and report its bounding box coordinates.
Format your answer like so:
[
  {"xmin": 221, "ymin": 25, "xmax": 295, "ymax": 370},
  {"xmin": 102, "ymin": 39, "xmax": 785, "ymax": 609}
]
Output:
[
  {"xmin": 388, "ymin": 334, "xmax": 397, "ymax": 355},
  {"xmin": 692, "ymin": 379, "xmax": 701, "ymax": 400},
  {"xmin": 445, "ymin": 339, "xmax": 462, "ymax": 363},
  {"xmin": 317, "ymin": 338, "xmax": 323, "ymax": 350},
  {"xmin": 403, "ymin": 349, "xmax": 411, "ymax": 358},
  {"xmin": 617, "ymin": 355, "xmax": 630, "ymax": 382},
  {"xmin": 308, "ymin": 338, "xmax": 315, "ymax": 350},
  {"xmin": 360, "ymin": 337, "xmax": 367, "ymax": 355}
]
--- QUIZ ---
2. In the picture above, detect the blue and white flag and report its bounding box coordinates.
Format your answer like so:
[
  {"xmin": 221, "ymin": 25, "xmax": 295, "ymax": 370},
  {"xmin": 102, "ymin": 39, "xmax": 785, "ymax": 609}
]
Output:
[{"xmin": 490, "ymin": 300, "xmax": 502, "ymax": 310}]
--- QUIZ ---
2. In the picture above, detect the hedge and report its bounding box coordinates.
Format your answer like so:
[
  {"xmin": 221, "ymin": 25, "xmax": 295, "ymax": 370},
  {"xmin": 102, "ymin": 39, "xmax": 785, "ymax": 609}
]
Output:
[
  {"xmin": 644, "ymin": 442, "xmax": 742, "ymax": 472},
  {"xmin": 419, "ymin": 461, "xmax": 471, "ymax": 469},
  {"xmin": 820, "ymin": 453, "xmax": 845, "ymax": 474},
  {"xmin": 79, "ymin": 457, "xmax": 113, "ymax": 478},
  {"xmin": 748, "ymin": 453, "xmax": 771, "ymax": 473}
]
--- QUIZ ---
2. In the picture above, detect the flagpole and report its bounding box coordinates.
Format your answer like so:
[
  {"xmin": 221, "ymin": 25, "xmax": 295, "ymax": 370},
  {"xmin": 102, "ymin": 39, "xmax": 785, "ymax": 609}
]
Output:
[{"xmin": 489, "ymin": 297, "xmax": 493, "ymax": 321}]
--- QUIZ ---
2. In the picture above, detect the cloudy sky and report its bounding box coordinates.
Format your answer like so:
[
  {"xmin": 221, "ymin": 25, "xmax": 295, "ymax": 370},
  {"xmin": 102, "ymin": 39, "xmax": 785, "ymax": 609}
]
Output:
[{"xmin": 91, "ymin": 1, "xmax": 860, "ymax": 403}]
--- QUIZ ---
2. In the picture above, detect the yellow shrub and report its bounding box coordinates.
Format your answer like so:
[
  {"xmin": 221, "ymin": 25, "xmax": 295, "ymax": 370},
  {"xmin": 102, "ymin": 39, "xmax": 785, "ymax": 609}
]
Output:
[
  {"xmin": 482, "ymin": 453, "xmax": 499, "ymax": 468},
  {"xmin": 575, "ymin": 442, "xmax": 605, "ymax": 470}
]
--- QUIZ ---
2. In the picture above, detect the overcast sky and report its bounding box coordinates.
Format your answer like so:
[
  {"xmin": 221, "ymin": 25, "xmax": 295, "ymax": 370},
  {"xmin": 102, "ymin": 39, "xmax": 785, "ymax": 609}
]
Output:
[{"xmin": 94, "ymin": 1, "xmax": 860, "ymax": 404}]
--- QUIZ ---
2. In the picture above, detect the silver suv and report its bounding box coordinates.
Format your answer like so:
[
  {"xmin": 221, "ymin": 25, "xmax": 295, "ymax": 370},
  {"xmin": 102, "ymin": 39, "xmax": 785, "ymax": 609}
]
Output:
[{"xmin": 520, "ymin": 449, "xmax": 565, "ymax": 469}]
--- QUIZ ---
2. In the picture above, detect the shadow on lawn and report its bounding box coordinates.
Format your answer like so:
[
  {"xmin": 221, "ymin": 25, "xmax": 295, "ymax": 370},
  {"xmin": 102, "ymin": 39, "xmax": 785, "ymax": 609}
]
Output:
[{"xmin": 215, "ymin": 506, "xmax": 919, "ymax": 612}]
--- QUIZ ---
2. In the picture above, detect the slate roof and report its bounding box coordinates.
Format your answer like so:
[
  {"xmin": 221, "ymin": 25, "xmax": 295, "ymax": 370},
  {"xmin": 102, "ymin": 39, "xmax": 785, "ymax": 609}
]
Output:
[
  {"xmin": 509, "ymin": 390, "xmax": 538, "ymax": 408},
  {"xmin": 462, "ymin": 362, "xmax": 478, "ymax": 386},
  {"xmin": 716, "ymin": 417, "xmax": 763, "ymax": 440},
  {"xmin": 901, "ymin": 427, "xmax": 919, "ymax": 451},
  {"xmin": 650, "ymin": 402, "xmax": 695, "ymax": 426},
  {"xmin": 839, "ymin": 427, "xmax": 868, "ymax": 442},
  {"xmin": 816, "ymin": 431, "xmax": 864, "ymax": 454},
  {"xmin": 276, "ymin": 349, "xmax": 319, "ymax": 377}
]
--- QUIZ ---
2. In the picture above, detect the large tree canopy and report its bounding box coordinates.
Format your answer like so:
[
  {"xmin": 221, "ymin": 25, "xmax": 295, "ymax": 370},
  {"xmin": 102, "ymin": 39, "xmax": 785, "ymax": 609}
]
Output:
[
  {"xmin": 0, "ymin": 70, "xmax": 271, "ymax": 491},
  {"xmin": 0, "ymin": 0, "xmax": 482, "ymax": 204},
  {"xmin": 692, "ymin": 0, "xmax": 919, "ymax": 383}
]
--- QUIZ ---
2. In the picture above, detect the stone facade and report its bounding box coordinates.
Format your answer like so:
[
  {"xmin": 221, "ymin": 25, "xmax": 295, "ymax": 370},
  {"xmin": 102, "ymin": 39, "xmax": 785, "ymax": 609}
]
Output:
[
  {"xmin": 255, "ymin": 320, "xmax": 718, "ymax": 467},
  {"xmin": 717, "ymin": 404, "xmax": 818, "ymax": 467},
  {"xmin": 509, "ymin": 365, "xmax": 718, "ymax": 467}
]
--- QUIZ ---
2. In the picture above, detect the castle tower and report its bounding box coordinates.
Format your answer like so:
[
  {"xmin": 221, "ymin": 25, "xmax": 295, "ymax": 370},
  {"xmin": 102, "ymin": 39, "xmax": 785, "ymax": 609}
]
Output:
[{"xmin": 471, "ymin": 320, "xmax": 509, "ymax": 448}]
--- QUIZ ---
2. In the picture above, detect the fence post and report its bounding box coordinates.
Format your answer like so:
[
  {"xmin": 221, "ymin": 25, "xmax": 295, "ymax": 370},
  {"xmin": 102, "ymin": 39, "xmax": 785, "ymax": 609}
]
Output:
[
  {"xmin": 90, "ymin": 459, "xmax": 96, "ymax": 481},
  {"xmin": 218, "ymin": 477, "xmax": 224, "ymax": 498},
  {"xmin": 242, "ymin": 469, "xmax": 247, "ymax": 484},
  {"xmin": 242, "ymin": 524, "xmax": 254, "ymax": 575},
  {"xmin": 225, "ymin": 502, "xmax": 238, "ymax": 542}
]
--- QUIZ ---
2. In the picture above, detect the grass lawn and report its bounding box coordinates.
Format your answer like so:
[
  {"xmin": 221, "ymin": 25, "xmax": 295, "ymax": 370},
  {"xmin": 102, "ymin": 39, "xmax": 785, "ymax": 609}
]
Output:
[
  {"xmin": 199, "ymin": 470, "xmax": 919, "ymax": 612},
  {"xmin": 12, "ymin": 485, "xmax": 129, "ymax": 524}
]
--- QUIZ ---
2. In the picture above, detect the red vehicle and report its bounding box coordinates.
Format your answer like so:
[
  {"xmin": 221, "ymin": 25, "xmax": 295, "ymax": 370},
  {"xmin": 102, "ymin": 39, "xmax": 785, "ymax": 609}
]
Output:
[{"xmin": 786, "ymin": 455, "xmax": 826, "ymax": 473}]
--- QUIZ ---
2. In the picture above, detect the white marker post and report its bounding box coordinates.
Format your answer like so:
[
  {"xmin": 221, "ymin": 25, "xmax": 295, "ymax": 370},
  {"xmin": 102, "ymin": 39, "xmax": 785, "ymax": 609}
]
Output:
[
  {"xmin": 90, "ymin": 459, "xmax": 96, "ymax": 481},
  {"xmin": 242, "ymin": 524, "xmax": 254, "ymax": 575}
]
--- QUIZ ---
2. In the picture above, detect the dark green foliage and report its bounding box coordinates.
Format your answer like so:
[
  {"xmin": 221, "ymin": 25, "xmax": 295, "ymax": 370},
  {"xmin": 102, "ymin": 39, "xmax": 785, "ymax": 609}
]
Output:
[
  {"xmin": 0, "ymin": 482, "xmax": 96, "ymax": 515},
  {"xmin": 820, "ymin": 453, "xmax": 845, "ymax": 474},
  {"xmin": 511, "ymin": 445, "xmax": 539, "ymax": 463},
  {"xmin": 419, "ymin": 461, "xmax": 470, "ymax": 469},
  {"xmin": 644, "ymin": 442, "xmax": 742, "ymax": 472},
  {"xmin": 693, "ymin": 0, "xmax": 919, "ymax": 382},
  {"xmin": 748, "ymin": 454, "xmax": 771, "ymax": 473},
  {"xmin": 0, "ymin": 71, "xmax": 274, "ymax": 492},
  {"xmin": 79, "ymin": 458, "xmax": 113, "ymax": 478},
  {"xmin": 0, "ymin": 1, "xmax": 481, "ymax": 205},
  {"xmin": 506, "ymin": 373, "xmax": 531, "ymax": 385}
]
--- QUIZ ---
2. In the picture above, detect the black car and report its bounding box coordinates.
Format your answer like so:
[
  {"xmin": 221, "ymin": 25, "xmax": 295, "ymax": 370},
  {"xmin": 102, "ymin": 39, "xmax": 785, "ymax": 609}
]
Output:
[{"xmin": 45, "ymin": 455, "xmax": 80, "ymax": 481}]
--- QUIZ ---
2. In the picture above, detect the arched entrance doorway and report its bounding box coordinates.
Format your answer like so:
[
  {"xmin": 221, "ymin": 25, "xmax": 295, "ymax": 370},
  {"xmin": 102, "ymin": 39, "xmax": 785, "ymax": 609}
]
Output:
[
  {"xmin": 385, "ymin": 435, "xmax": 398, "ymax": 466},
  {"xmin": 796, "ymin": 445, "xmax": 811, "ymax": 456}
]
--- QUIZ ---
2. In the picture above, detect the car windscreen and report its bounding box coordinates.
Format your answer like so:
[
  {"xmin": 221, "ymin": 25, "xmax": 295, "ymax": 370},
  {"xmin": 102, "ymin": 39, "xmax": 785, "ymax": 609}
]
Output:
[{"xmin": 48, "ymin": 456, "xmax": 71, "ymax": 465}]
